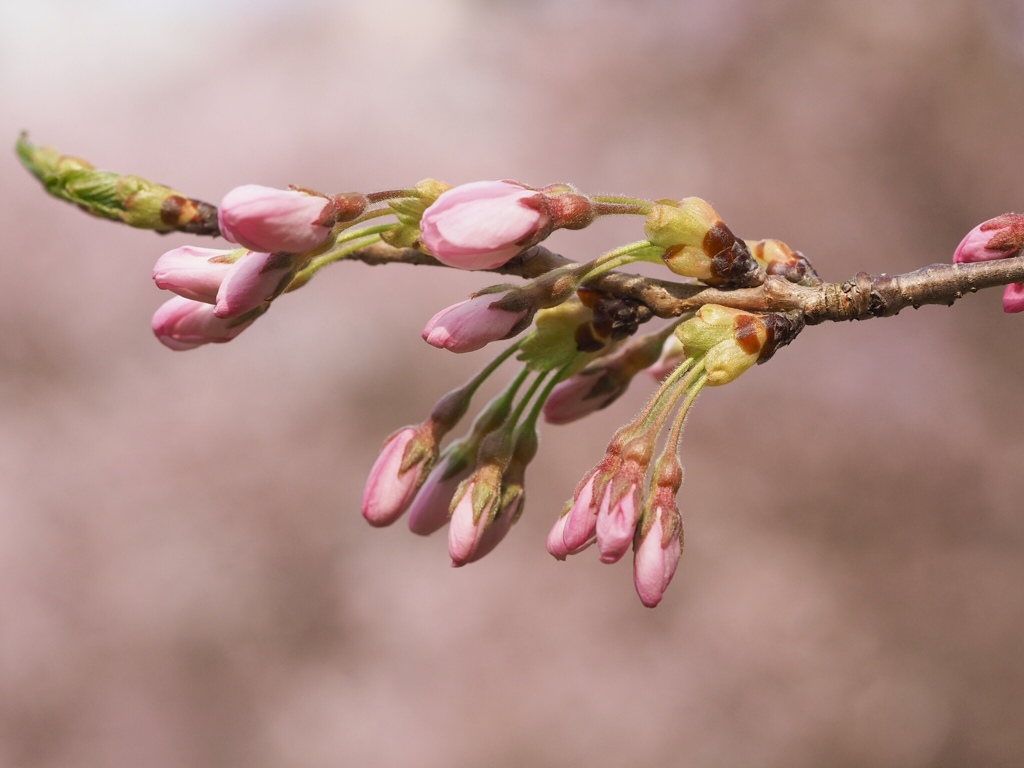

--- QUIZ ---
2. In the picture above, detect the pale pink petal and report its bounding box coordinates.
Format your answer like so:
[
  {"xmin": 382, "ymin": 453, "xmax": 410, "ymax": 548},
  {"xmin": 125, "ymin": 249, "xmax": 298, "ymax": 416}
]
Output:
[
  {"xmin": 596, "ymin": 483, "xmax": 640, "ymax": 564},
  {"xmin": 420, "ymin": 180, "xmax": 547, "ymax": 270},
  {"xmin": 152, "ymin": 245, "xmax": 236, "ymax": 303},
  {"xmin": 151, "ymin": 295, "xmax": 257, "ymax": 351},
  {"xmin": 214, "ymin": 251, "xmax": 293, "ymax": 318},
  {"xmin": 219, "ymin": 184, "xmax": 333, "ymax": 253}
]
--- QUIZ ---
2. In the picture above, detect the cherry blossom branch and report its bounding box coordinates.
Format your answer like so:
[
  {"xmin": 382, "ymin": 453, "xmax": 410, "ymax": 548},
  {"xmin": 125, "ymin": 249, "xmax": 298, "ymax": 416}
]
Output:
[
  {"xmin": 344, "ymin": 241, "xmax": 1024, "ymax": 324},
  {"xmin": 18, "ymin": 133, "xmax": 1024, "ymax": 607}
]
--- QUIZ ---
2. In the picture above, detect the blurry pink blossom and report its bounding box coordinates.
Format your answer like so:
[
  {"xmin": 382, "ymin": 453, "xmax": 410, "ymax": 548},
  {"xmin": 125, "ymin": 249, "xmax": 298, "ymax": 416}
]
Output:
[
  {"xmin": 152, "ymin": 245, "xmax": 237, "ymax": 303},
  {"xmin": 422, "ymin": 293, "xmax": 526, "ymax": 353},
  {"xmin": 419, "ymin": 180, "xmax": 548, "ymax": 270},
  {"xmin": 219, "ymin": 184, "xmax": 334, "ymax": 253},
  {"xmin": 151, "ymin": 295, "xmax": 258, "ymax": 350},
  {"xmin": 214, "ymin": 251, "xmax": 294, "ymax": 319}
]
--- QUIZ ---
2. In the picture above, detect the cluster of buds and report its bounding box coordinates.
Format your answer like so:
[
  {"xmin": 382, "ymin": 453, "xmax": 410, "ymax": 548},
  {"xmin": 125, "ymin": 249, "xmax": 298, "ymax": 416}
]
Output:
[
  {"xmin": 18, "ymin": 136, "xmax": 825, "ymax": 606},
  {"xmin": 544, "ymin": 304, "xmax": 801, "ymax": 605}
]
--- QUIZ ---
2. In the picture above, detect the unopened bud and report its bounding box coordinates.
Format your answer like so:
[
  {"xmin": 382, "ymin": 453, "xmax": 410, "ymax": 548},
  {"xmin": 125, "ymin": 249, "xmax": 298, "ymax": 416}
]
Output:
[
  {"xmin": 676, "ymin": 305, "xmax": 765, "ymax": 385},
  {"xmin": 646, "ymin": 198, "xmax": 763, "ymax": 287},
  {"xmin": 677, "ymin": 305, "xmax": 804, "ymax": 385},
  {"xmin": 954, "ymin": 214, "xmax": 1024, "ymax": 264},
  {"xmin": 16, "ymin": 134, "xmax": 218, "ymax": 235},
  {"xmin": 746, "ymin": 238, "xmax": 820, "ymax": 285}
]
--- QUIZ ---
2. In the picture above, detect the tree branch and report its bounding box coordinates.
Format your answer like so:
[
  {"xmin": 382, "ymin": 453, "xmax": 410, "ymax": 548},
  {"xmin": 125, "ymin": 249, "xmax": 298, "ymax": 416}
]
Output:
[{"xmin": 347, "ymin": 241, "xmax": 1024, "ymax": 324}]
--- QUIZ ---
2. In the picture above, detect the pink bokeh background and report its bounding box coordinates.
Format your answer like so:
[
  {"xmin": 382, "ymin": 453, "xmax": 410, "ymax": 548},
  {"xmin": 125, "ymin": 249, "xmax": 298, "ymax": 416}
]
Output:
[{"xmin": 3, "ymin": 1, "xmax": 1024, "ymax": 765}]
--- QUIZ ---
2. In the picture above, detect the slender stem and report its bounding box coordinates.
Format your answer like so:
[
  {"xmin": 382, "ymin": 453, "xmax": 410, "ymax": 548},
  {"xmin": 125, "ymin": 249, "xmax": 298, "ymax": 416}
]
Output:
[
  {"xmin": 612, "ymin": 357, "xmax": 696, "ymax": 444},
  {"xmin": 287, "ymin": 230, "xmax": 393, "ymax": 290},
  {"xmin": 508, "ymin": 369, "xmax": 550, "ymax": 430},
  {"xmin": 365, "ymin": 188, "xmax": 417, "ymax": 203},
  {"xmin": 463, "ymin": 340, "xmax": 524, "ymax": 399},
  {"xmin": 521, "ymin": 362, "xmax": 574, "ymax": 433},
  {"xmin": 637, "ymin": 358, "xmax": 705, "ymax": 439},
  {"xmin": 663, "ymin": 371, "xmax": 707, "ymax": 458}
]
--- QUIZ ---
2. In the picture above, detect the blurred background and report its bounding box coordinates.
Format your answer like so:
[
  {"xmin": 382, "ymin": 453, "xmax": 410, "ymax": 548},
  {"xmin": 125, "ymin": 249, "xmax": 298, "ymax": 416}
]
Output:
[{"xmin": 3, "ymin": 0, "xmax": 1024, "ymax": 765}]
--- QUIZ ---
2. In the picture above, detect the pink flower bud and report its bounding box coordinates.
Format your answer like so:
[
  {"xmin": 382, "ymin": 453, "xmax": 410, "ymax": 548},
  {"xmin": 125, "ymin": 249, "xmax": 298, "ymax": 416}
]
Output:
[
  {"xmin": 1004, "ymin": 283, "xmax": 1024, "ymax": 313},
  {"xmin": 633, "ymin": 505, "xmax": 682, "ymax": 608},
  {"xmin": 543, "ymin": 371, "xmax": 621, "ymax": 425},
  {"xmin": 465, "ymin": 489, "xmax": 522, "ymax": 564},
  {"xmin": 152, "ymin": 245, "xmax": 238, "ymax": 303},
  {"xmin": 546, "ymin": 513, "xmax": 572, "ymax": 561},
  {"xmin": 596, "ymin": 481, "xmax": 641, "ymax": 564},
  {"xmin": 361, "ymin": 426, "xmax": 431, "ymax": 527},
  {"xmin": 219, "ymin": 184, "xmax": 334, "ymax": 253},
  {"xmin": 419, "ymin": 180, "xmax": 549, "ymax": 270},
  {"xmin": 422, "ymin": 293, "xmax": 527, "ymax": 353},
  {"xmin": 953, "ymin": 214, "xmax": 1024, "ymax": 264},
  {"xmin": 214, "ymin": 251, "xmax": 295, "ymax": 319},
  {"xmin": 561, "ymin": 475, "xmax": 599, "ymax": 553},
  {"xmin": 448, "ymin": 473, "xmax": 501, "ymax": 567},
  {"xmin": 151, "ymin": 295, "xmax": 259, "ymax": 350},
  {"xmin": 407, "ymin": 450, "xmax": 473, "ymax": 535}
]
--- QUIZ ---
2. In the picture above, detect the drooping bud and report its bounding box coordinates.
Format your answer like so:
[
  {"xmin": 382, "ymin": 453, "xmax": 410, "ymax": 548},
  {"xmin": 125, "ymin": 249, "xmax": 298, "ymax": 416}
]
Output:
[
  {"xmin": 448, "ymin": 460, "xmax": 504, "ymax": 567},
  {"xmin": 595, "ymin": 438, "xmax": 648, "ymax": 564},
  {"xmin": 633, "ymin": 506, "xmax": 682, "ymax": 607},
  {"xmin": 560, "ymin": 473, "xmax": 601, "ymax": 555},
  {"xmin": 645, "ymin": 198, "xmax": 763, "ymax": 288},
  {"xmin": 632, "ymin": 452, "xmax": 684, "ymax": 608},
  {"xmin": 422, "ymin": 291, "xmax": 529, "ymax": 353},
  {"xmin": 214, "ymin": 251, "xmax": 297, "ymax": 319},
  {"xmin": 151, "ymin": 295, "xmax": 263, "ymax": 351},
  {"xmin": 218, "ymin": 185, "xmax": 337, "ymax": 253},
  {"xmin": 543, "ymin": 324, "xmax": 667, "ymax": 424},
  {"xmin": 546, "ymin": 507, "xmax": 574, "ymax": 561},
  {"xmin": 406, "ymin": 444, "xmax": 474, "ymax": 535},
  {"xmin": 361, "ymin": 424, "xmax": 437, "ymax": 527},
  {"xmin": 152, "ymin": 246, "xmax": 243, "ymax": 303},
  {"xmin": 408, "ymin": 381, "xmax": 517, "ymax": 535},
  {"xmin": 464, "ymin": 425, "xmax": 538, "ymax": 563}
]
